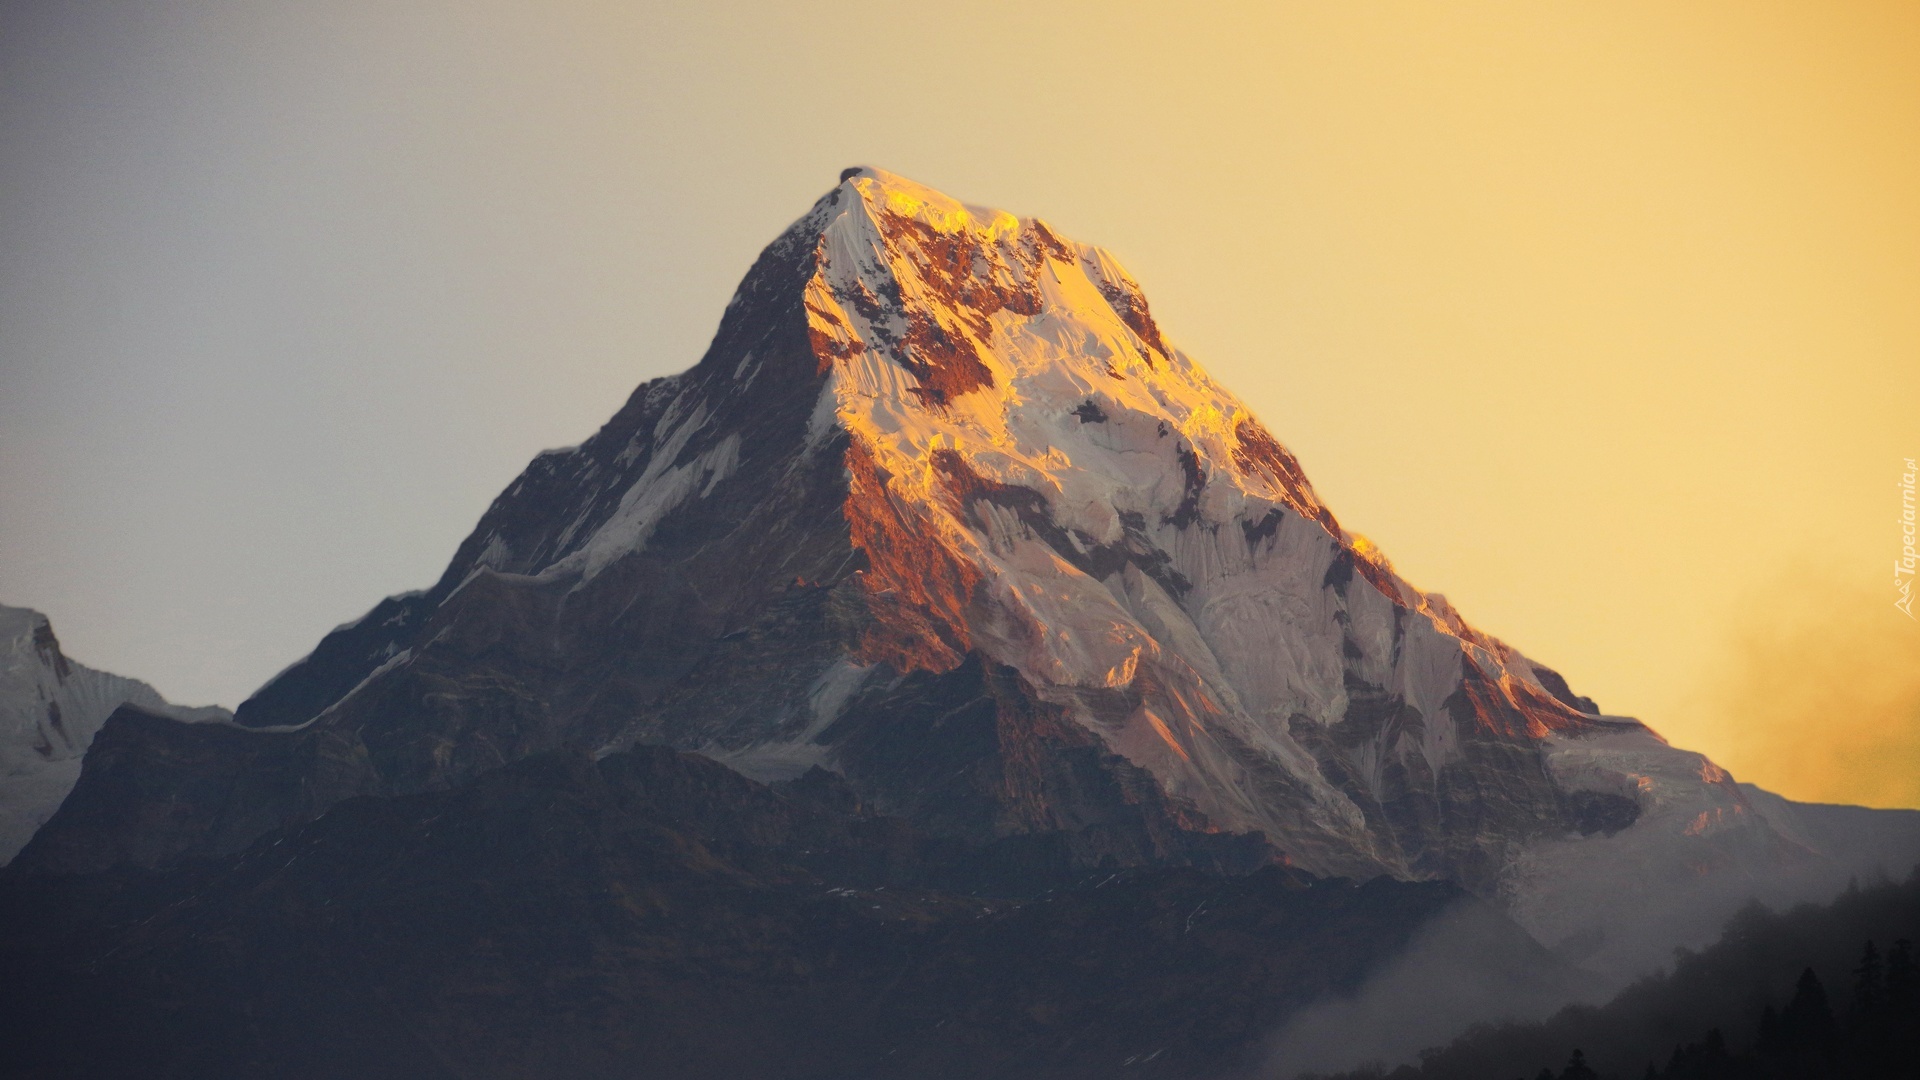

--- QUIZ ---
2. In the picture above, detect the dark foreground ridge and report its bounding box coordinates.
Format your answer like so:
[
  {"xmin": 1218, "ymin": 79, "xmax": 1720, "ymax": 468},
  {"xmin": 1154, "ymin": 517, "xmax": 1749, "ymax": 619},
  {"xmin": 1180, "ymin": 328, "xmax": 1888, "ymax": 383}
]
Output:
[{"xmin": 0, "ymin": 744, "xmax": 1580, "ymax": 1080}]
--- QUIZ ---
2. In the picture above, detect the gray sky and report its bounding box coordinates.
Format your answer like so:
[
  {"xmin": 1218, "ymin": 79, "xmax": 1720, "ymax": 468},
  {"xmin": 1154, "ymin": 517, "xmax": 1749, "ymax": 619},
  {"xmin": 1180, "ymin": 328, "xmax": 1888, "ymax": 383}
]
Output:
[{"xmin": 3, "ymin": 1, "xmax": 1914, "ymax": 804}]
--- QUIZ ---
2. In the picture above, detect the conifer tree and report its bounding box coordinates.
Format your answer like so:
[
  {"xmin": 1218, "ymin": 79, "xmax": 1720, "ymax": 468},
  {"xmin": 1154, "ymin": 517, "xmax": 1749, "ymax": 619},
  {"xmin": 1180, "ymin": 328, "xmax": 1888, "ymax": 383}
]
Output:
[
  {"xmin": 1888, "ymin": 939, "xmax": 1916, "ymax": 1007},
  {"xmin": 1854, "ymin": 940, "xmax": 1885, "ymax": 1015},
  {"xmin": 1775, "ymin": 967, "xmax": 1839, "ymax": 1076},
  {"xmin": 1558, "ymin": 1048, "xmax": 1598, "ymax": 1080}
]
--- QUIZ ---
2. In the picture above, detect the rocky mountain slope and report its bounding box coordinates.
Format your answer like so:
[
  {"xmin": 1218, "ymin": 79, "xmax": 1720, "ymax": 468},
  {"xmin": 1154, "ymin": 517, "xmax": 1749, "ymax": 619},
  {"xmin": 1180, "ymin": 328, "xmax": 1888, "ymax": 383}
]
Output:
[
  {"xmin": 17, "ymin": 169, "xmax": 1914, "ymax": 981},
  {"xmin": 0, "ymin": 605, "xmax": 227, "ymax": 864},
  {"xmin": 0, "ymin": 746, "xmax": 1584, "ymax": 1080}
]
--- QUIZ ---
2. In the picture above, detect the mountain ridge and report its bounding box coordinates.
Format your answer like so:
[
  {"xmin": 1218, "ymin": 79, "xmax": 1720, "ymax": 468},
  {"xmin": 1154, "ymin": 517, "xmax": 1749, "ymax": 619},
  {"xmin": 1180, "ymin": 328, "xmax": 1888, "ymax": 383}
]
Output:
[
  {"xmin": 0, "ymin": 604, "xmax": 229, "ymax": 864},
  {"xmin": 18, "ymin": 168, "xmax": 1911, "ymax": 982},
  {"xmin": 1, "ymin": 743, "xmax": 1586, "ymax": 1080}
]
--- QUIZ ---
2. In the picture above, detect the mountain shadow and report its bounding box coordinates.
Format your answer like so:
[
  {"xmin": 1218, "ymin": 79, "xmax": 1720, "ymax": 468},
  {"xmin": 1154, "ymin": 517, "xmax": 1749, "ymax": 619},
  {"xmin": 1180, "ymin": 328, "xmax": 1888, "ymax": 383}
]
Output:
[{"xmin": 0, "ymin": 744, "xmax": 1584, "ymax": 1080}]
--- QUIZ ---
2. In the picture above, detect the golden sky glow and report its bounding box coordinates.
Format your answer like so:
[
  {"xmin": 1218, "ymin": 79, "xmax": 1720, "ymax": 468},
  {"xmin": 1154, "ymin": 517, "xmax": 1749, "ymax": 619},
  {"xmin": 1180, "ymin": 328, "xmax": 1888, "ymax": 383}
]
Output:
[
  {"xmin": 2, "ymin": 1, "xmax": 1915, "ymax": 804},
  {"xmin": 1683, "ymin": 566, "xmax": 1920, "ymax": 809}
]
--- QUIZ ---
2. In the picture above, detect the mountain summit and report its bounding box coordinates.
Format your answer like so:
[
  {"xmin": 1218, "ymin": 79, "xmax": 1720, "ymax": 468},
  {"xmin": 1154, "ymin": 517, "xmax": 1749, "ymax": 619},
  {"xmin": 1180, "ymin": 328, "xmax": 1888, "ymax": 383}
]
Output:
[
  {"xmin": 0, "ymin": 605, "xmax": 228, "ymax": 863},
  {"xmin": 20, "ymin": 169, "xmax": 1896, "ymax": 972}
]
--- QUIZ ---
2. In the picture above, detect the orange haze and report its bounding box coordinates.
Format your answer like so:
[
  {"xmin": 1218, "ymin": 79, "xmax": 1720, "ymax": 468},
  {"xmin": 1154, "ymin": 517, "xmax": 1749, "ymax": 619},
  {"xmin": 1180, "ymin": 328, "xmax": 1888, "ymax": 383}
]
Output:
[{"xmin": 1685, "ymin": 569, "xmax": 1920, "ymax": 810}]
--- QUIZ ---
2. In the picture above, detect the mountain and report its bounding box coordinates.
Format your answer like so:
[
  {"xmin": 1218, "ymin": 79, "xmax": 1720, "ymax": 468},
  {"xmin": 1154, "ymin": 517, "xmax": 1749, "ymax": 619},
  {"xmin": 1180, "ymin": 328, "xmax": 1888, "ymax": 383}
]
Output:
[
  {"xmin": 0, "ymin": 604, "xmax": 228, "ymax": 864},
  {"xmin": 0, "ymin": 745, "xmax": 1585, "ymax": 1080},
  {"xmin": 16, "ymin": 169, "xmax": 1915, "ymax": 981}
]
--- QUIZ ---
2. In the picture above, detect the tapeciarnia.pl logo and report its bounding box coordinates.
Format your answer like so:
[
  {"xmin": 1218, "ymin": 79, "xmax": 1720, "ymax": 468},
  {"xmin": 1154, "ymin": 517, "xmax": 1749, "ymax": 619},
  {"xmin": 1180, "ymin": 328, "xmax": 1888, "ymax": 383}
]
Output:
[{"xmin": 1899, "ymin": 457, "xmax": 1917, "ymax": 619}]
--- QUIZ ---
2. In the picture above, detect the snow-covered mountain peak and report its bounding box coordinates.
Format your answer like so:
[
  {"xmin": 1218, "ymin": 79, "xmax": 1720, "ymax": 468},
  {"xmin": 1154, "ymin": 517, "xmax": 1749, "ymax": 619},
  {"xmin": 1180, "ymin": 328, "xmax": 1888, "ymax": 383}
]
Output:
[
  {"xmin": 0, "ymin": 605, "xmax": 229, "ymax": 863},
  {"xmin": 48, "ymin": 171, "xmax": 1833, "ymax": 978},
  {"xmin": 799, "ymin": 172, "xmax": 1525, "ymax": 692},
  {"xmin": 834, "ymin": 166, "xmax": 1024, "ymax": 240}
]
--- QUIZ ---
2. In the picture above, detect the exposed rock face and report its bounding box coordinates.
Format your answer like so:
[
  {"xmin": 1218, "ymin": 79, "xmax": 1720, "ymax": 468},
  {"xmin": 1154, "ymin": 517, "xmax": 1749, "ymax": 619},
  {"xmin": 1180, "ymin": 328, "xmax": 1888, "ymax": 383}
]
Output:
[
  {"xmin": 15, "ymin": 170, "xmax": 1867, "ymax": 969},
  {"xmin": 0, "ymin": 605, "xmax": 227, "ymax": 864}
]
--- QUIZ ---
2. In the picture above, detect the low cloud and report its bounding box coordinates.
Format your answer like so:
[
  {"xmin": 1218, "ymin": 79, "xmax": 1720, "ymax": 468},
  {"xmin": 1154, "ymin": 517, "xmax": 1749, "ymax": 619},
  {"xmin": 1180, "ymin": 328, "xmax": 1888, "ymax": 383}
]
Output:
[{"xmin": 1260, "ymin": 902, "xmax": 1598, "ymax": 1079}]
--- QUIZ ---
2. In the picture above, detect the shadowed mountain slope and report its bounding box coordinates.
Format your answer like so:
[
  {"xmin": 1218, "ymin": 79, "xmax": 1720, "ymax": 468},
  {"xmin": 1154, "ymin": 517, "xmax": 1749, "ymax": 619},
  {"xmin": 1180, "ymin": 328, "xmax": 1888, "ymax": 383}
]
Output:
[{"xmin": 0, "ymin": 746, "xmax": 1582, "ymax": 1080}]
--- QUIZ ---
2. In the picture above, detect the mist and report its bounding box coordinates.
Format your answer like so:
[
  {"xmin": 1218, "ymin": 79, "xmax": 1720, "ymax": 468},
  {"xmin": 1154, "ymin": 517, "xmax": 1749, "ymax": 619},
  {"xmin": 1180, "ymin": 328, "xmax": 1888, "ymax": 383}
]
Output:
[
  {"xmin": 1260, "ymin": 902, "xmax": 1600, "ymax": 1079},
  {"xmin": 1258, "ymin": 789, "xmax": 1920, "ymax": 1077}
]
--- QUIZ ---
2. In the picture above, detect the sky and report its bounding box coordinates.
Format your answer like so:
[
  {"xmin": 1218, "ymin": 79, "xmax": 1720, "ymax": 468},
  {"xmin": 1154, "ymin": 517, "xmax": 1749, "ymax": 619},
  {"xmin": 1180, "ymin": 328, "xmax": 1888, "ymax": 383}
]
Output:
[{"xmin": 2, "ymin": 1, "xmax": 1915, "ymax": 807}]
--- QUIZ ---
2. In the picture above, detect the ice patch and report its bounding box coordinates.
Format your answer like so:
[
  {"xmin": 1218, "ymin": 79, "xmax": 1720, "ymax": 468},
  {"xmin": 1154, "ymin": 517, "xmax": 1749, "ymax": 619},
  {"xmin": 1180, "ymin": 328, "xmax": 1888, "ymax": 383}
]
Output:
[{"xmin": 546, "ymin": 429, "xmax": 742, "ymax": 583}]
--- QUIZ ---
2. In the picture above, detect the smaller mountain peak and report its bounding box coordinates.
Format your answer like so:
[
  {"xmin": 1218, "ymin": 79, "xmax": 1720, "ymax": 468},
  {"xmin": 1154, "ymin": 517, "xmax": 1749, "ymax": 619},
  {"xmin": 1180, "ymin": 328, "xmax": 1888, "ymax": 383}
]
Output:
[{"xmin": 0, "ymin": 603, "xmax": 49, "ymax": 644}]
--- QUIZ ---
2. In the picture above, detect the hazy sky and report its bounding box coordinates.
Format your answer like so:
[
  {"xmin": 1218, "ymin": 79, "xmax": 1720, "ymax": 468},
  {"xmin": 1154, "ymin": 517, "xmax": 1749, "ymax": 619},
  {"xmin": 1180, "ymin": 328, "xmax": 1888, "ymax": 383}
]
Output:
[{"xmin": 2, "ymin": 1, "xmax": 1915, "ymax": 806}]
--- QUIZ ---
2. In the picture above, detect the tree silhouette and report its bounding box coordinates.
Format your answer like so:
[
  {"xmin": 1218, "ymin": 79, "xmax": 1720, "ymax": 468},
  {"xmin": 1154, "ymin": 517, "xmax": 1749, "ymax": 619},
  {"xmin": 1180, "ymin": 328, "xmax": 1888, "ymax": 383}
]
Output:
[
  {"xmin": 1657, "ymin": 1028, "xmax": 1737, "ymax": 1080},
  {"xmin": 1853, "ymin": 940, "xmax": 1885, "ymax": 1015},
  {"xmin": 1888, "ymin": 939, "xmax": 1916, "ymax": 1007},
  {"xmin": 1557, "ymin": 1048, "xmax": 1598, "ymax": 1080},
  {"xmin": 1783, "ymin": 968, "xmax": 1836, "ymax": 1041},
  {"xmin": 1754, "ymin": 1003, "xmax": 1781, "ymax": 1058},
  {"xmin": 1309, "ymin": 873, "xmax": 1920, "ymax": 1080}
]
